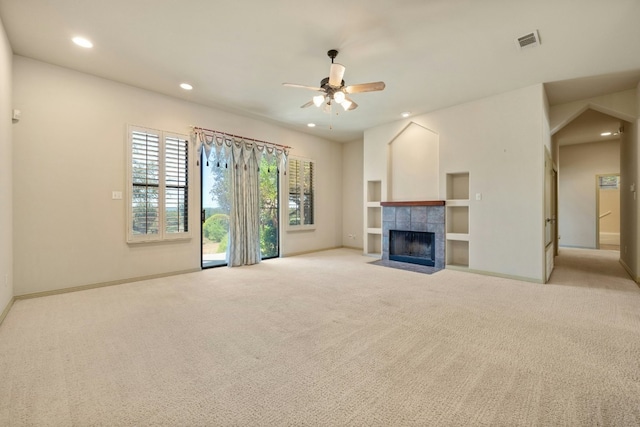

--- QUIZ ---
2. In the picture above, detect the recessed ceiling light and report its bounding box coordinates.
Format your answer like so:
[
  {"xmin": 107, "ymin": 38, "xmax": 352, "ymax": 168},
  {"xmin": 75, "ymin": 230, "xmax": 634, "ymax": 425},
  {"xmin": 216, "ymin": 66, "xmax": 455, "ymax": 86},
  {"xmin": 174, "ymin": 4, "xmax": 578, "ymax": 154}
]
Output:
[
  {"xmin": 72, "ymin": 37, "xmax": 93, "ymax": 48},
  {"xmin": 180, "ymin": 83, "xmax": 193, "ymax": 91},
  {"xmin": 601, "ymin": 132, "xmax": 612, "ymax": 136},
  {"xmin": 401, "ymin": 112, "xmax": 411, "ymax": 118},
  {"xmin": 307, "ymin": 123, "xmax": 316, "ymax": 128}
]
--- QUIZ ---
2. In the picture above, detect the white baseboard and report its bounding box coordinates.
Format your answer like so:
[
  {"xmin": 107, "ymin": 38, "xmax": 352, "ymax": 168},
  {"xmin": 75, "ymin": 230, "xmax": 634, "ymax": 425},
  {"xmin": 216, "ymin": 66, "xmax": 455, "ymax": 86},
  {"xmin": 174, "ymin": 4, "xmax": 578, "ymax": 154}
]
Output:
[{"xmin": 599, "ymin": 232, "xmax": 620, "ymax": 245}]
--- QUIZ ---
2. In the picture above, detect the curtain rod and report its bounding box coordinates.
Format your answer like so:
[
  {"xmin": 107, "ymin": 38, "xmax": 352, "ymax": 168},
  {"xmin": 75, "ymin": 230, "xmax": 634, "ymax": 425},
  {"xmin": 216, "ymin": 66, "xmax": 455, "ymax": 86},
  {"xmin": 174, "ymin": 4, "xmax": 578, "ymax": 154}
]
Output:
[{"xmin": 191, "ymin": 126, "xmax": 291, "ymax": 150}]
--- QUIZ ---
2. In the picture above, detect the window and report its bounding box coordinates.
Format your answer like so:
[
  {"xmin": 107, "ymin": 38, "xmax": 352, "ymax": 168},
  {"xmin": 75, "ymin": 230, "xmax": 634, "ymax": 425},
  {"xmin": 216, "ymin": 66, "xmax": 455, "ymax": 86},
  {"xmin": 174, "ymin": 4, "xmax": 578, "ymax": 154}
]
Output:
[
  {"xmin": 599, "ymin": 175, "xmax": 619, "ymax": 190},
  {"xmin": 127, "ymin": 125, "xmax": 190, "ymax": 242},
  {"xmin": 288, "ymin": 157, "xmax": 314, "ymax": 228}
]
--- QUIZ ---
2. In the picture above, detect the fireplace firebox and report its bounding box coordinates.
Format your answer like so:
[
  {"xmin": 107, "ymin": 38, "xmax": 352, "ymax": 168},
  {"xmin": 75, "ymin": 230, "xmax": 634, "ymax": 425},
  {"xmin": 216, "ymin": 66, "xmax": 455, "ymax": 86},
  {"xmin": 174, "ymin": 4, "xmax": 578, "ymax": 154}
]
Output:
[{"xmin": 389, "ymin": 230, "xmax": 435, "ymax": 266}]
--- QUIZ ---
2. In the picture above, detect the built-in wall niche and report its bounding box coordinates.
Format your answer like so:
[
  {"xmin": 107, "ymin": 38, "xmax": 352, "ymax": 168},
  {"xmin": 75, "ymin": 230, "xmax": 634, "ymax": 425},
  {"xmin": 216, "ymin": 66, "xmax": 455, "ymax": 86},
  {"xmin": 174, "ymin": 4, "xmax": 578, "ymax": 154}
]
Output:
[
  {"xmin": 367, "ymin": 207, "xmax": 382, "ymax": 228},
  {"xmin": 446, "ymin": 173, "xmax": 470, "ymax": 200},
  {"xmin": 367, "ymin": 233, "xmax": 382, "ymax": 255},
  {"xmin": 365, "ymin": 180, "xmax": 382, "ymax": 257},
  {"xmin": 367, "ymin": 180, "xmax": 381, "ymax": 203},
  {"xmin": 388, "ymin": 122, "xmax": 439, "ymax": 201},
  {"xmin": 445, "ymin": 172, "xmax": 470, "ymax": 268},
  {"xmin": 447, "ymin": 240, "xmax": 469, "ymax": 267},
  {"xmin": 446, "ymin": 206, "xmax": 469, "ymax": 234}
]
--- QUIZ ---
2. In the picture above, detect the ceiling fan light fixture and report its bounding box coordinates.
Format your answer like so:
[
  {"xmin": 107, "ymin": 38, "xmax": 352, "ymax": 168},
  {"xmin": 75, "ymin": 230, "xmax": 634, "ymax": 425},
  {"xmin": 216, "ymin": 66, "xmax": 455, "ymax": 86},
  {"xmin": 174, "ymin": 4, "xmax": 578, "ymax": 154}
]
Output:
[{"xmin": 284, "ymin": 49, "xmax": 384, "ymax": 114}]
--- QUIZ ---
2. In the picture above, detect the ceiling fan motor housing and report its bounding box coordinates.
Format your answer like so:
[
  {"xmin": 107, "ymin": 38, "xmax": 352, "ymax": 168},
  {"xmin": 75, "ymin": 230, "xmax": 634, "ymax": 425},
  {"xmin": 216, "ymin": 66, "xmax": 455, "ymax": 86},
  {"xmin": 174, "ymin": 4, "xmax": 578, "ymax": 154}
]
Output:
[{"xmin": 321, "ymin": 76, "xmax": 345, "ymax": 93}]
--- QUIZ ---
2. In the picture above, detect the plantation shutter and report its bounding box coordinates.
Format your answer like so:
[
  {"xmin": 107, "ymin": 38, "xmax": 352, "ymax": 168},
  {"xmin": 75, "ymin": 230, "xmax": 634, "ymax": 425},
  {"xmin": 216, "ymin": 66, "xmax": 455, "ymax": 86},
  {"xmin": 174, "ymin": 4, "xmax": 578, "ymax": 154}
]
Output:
[
  {"xmin": 303, "ymin": 160, "xmax": 314, "ymax": 225},
  {"xmin": 288, "ymin": 158, "xmax": 302, "ymax": 226},
  {"xmin": 165, "ymin": 135, "xmax": 189, "ymax": 234},
  {"xmin": 128, "ymin": 125, "xmax": 191, "ymax": 243},
  {"xmin": 131, "ymin": 130, "xmax": 160, "ymax": 235},
  {"xmin": 288, "ymin": 157, "xmax": 314, "ymax": 228}
]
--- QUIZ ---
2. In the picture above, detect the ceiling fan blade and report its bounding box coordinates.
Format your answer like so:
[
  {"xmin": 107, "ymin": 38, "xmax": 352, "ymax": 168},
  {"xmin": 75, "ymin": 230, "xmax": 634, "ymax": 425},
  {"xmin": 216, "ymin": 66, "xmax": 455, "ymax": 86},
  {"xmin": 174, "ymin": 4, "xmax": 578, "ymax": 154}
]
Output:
[
  {"xmin": 283, "ymin": 83, "xmax": 323, "ymax": 91},
  {"xmin": 300, "ymin": 100, "xmax": 314, "ymax": 108},
  {"xmin": 345, "ymin": 81, "xmax": 386, "ymax": 94},
  {"xmin": 328, "ymin": 63, "xmax": 346, "ymax": 87},
  {"xmin": 345, "ymin": 98, "xmax": 358, "ymax": 111}
]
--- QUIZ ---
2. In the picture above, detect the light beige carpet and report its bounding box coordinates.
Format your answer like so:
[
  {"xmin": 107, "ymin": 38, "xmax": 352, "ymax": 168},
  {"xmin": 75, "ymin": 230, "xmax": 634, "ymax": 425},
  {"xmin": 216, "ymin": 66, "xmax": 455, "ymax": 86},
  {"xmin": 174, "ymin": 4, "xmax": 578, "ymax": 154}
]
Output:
[{"xmin": 1, "ymin": 248, "xmax": 639, "ymax": 426}]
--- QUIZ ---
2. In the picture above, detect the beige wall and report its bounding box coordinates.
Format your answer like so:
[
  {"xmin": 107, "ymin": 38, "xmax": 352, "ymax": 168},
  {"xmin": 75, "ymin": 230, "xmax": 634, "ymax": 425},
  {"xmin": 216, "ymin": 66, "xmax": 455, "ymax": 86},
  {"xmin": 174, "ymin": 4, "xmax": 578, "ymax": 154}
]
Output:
[
  {"xmin": 558, "ymin": 140, "xmax": 620, "ymax": 248},
  {"xmin": 364, "ymin": 84, "xmax": 546, "ymax": 282},
  {"xmin": 12, "ymin": 56, "xmax": 344, "ymax": 295},
  {"xmin": 0, "ymin": 17, "xmax": 13, "ymax": 313},
  {"xmin": 342, "ymin": 139, "xmax": 363, "ymax": 249},
  {"xmin": 389, "ymin": 123, "xmax": 439, "ymax": 201}
]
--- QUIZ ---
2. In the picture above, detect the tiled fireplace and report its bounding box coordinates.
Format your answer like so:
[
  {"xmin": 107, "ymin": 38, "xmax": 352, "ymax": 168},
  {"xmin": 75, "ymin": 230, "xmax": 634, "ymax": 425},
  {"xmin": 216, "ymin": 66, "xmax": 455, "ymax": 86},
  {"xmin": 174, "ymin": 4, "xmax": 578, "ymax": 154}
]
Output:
[{"xmin": 381, "ymin": 201, "xmax": 445, "ymax": 269}]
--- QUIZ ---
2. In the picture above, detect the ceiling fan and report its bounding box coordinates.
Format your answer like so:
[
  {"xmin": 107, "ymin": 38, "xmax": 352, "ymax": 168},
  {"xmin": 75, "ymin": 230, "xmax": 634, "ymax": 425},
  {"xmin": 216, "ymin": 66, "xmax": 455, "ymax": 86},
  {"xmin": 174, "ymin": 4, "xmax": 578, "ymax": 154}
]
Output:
[{"xmin": 283, "ymin": 49, "xmax": 385, "ymax": 112}]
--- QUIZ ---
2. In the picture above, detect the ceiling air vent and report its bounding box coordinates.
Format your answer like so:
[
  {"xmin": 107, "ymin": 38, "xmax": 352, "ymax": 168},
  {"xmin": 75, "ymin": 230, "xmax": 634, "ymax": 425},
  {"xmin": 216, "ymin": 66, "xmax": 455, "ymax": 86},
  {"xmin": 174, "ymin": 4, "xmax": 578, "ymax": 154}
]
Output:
[{"xmin": 515, "ymin": 30, "xmax": 541, "ymax": 50}]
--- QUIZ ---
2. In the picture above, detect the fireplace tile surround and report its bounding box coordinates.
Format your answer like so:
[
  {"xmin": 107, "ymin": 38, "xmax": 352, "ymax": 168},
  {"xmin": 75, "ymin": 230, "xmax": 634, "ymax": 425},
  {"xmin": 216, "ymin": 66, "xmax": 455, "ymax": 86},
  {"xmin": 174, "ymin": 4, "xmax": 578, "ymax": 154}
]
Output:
[{"xmin": 381, "ymin": 202, "xmax": 445, "ymax": 269}]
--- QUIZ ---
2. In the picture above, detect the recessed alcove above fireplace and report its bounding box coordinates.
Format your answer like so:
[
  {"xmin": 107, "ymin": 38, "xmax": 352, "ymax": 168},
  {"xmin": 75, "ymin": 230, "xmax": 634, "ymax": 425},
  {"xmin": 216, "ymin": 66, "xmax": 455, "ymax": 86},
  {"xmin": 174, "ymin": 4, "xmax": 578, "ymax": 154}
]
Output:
[{"xmin": 381, "ymin": 201, "xmax": 445, "ymax": 269}]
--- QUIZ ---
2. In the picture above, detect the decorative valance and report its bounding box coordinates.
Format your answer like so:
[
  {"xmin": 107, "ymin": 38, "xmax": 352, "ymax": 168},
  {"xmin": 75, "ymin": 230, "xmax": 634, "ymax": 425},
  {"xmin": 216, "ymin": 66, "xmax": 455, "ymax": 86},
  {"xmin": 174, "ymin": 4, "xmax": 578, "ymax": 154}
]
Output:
[{"xmin": 191, "ymin": 127, "xmax": 290, "ymax": 173}]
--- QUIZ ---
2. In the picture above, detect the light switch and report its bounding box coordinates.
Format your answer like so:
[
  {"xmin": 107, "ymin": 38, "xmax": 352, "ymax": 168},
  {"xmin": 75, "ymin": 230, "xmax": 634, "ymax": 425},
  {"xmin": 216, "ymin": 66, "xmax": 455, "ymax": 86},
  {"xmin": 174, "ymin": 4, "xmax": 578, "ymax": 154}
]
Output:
[
  {"xmin": 112, "ymin": 191, "xmax": 123, "ymax": 200},
  {"xmin": 475, "ymin": 193, "xmax": 482, "ymax": 201}
]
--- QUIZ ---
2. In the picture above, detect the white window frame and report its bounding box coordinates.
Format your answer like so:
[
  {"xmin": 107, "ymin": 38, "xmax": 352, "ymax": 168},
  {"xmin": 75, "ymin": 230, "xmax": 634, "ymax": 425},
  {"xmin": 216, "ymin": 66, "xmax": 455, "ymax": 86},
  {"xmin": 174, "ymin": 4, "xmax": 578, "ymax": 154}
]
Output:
[
  {"xmin": 126, "ymin": 125, "xmax": 191, "ymax": 243},
  {"xmin": 287, "ymin": 156, "xmax": 316, "ymax": 231}
]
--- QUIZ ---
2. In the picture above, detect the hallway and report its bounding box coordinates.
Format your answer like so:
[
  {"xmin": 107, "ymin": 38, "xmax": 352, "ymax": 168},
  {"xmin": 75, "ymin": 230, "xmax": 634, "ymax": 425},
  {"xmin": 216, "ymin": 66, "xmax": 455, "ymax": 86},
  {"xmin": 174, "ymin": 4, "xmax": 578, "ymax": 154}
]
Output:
[{"xmin": 549, "ymin": 247, "xmax": 638, "ymax": 292}]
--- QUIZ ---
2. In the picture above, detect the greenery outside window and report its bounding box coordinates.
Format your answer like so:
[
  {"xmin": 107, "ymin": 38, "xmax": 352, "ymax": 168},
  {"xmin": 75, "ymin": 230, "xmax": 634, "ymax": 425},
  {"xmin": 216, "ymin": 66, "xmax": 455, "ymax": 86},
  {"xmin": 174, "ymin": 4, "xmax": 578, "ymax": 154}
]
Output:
[
  {"xmin": 288, "ymin": 157, "xmax": 315, "ymax": 229},
  {"xmin": 127, "ymin": 125, "xmax": 190, "ymax": 243}
]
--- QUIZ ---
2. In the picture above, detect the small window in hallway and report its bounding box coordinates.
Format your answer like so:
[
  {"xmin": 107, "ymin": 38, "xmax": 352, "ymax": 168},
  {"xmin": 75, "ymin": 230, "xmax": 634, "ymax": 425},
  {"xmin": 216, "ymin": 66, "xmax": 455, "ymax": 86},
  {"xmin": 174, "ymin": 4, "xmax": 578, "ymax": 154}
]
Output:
[{"xmin": 599, "ymin": 175, "xmax": 619, "ymax": 190}]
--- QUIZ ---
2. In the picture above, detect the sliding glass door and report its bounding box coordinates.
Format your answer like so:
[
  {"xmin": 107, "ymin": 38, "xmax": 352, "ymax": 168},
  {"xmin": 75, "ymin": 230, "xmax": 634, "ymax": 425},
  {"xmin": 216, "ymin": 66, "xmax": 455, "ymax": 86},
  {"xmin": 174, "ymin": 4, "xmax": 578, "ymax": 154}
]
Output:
[
  {"xmin": 201, "ymin": 151, "xmax": 230, "ymax": 268},
  {"xmin": 201, "ymin": 151, "xmax": 279, "ymax": 268},
  {"xmin": 259, "ymin": 155, "xmax": 279, "ymax": 259}
]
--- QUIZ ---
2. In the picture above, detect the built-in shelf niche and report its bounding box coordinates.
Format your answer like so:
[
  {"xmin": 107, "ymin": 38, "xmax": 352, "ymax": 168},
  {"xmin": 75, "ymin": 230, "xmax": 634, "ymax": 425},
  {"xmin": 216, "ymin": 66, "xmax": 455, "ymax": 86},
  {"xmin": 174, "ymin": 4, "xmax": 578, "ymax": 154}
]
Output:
[
  {"xmin": 446, "ymin": 173, "xmax": 469, "ymax": 201},
  {"xmin": 447, "ymin": 240, "xmax": 469, "ymax": 267},
  {"xmin": 367, "ymin": 180, "xmax": 382, "ymax": 203},
  {"xmin": 447, "ymin": 206, "xmax": 468, "ymax": 234},
  {"xmin": 367, "ymin": 233, "xmax": 382, "ymax": 255},
  {"xmin": 365, "ymin": 180, "xmax": 383, "ymax": 257},
  {"xmin": 367, "ymin": 207, "xmax": 382, "ymax": 229},
  {"xmin": 445, "ymin": 172, "xmax": 469, "ymax": 268}
]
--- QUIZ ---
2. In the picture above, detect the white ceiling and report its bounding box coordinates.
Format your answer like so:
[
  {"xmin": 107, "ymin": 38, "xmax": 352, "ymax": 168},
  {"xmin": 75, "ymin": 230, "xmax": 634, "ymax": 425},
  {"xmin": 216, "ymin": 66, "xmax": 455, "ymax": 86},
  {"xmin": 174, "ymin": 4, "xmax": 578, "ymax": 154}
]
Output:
[{"xmin": 1, "ymin": 0, "xmax": 640, "ymax": 142}]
